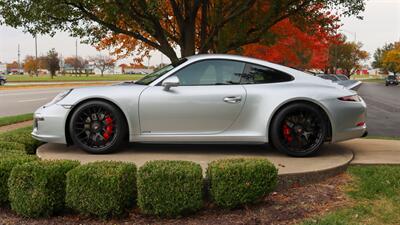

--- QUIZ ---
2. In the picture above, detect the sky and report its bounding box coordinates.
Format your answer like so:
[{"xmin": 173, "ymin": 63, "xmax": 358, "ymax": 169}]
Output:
[{"xmin": 0, "ymin": 0, "xmax": 399, "ymax": 66}]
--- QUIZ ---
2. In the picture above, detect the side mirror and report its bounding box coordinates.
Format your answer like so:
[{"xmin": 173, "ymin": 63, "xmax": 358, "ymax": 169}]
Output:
[{"xmin": 162, "ymin": 76, "xmax": 180, "ymax": 91}]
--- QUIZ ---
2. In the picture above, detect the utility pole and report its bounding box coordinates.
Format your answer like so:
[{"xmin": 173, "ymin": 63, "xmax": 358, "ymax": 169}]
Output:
[
  {"xmin": 17, "ymin": 44, "xmax": 21, "ymax": 74},
  {"xmin": 35, "ymin": 35, "xmax": 38, "ymax": 76},
  {"xmin": 75, "ymin": 39, "xmax": 78, "ymax": 75},
  {"xmin": 75, "ymin": 39, "xmax": 78, "ymax": 59}
]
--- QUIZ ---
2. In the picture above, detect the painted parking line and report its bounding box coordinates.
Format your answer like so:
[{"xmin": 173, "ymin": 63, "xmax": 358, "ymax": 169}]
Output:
[{"xmin": 18, "ymin": 98, "xmax": 49, "ymax": 103}]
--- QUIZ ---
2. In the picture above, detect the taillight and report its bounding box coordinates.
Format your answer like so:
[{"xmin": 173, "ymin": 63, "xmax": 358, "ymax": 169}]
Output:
[{"xmin": 338, "ymin": 95, "xmax": 362, "ymax": 102}]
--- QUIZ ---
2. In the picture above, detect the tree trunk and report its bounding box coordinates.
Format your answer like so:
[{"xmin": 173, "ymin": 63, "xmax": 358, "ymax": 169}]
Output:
[{"xmin": 180, "ymin": 21, "xmax": 196, "ymax": 57}]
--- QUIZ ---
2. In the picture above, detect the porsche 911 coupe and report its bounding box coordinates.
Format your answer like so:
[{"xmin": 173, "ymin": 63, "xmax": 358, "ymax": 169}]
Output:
[{"xmin": 32, "ymin": 54, "xmax": 367, "ymax": 157}]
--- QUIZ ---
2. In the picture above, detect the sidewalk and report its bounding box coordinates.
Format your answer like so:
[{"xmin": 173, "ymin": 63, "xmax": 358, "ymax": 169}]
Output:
[{"xmin": 341, "ymin": 138, "xmax": 400, "ymax": 165}]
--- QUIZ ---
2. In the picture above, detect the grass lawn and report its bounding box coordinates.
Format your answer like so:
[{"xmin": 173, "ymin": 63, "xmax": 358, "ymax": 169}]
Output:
[
  {"xmin": 5, "ymin": 74, "xmax": 144, "ymax": 82},
  {"xmin": 0, "ymin": 113, "xmax": 33, "ymax": 127},
  {"xmin": 303, "ymin": 165, "xmax": 400, "ymax": 225}
]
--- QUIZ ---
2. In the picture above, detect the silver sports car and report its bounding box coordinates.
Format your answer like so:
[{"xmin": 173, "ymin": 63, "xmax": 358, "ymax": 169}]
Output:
[{"xmin": 32, "ymin": 54, "xmax": 367, "ymax": 156}]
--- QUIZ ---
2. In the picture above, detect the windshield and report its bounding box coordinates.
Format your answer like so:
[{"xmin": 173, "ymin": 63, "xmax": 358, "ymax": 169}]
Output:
[{"xmin": 135, "ymin": 58, "xmax": 187, "ymax": 85}]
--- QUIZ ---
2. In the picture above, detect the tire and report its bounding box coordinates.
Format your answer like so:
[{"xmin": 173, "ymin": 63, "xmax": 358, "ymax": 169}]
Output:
[
  {"xmin": 270, "ymin": 102, "xmax": 327, "ymax": 157},
  {"xmin": 0, "ymin": 80, "xmax": 4, "ymax": 86},
  {"xmin": 69, "ymin": 100, "xmax": 127, "ymax": 154}
]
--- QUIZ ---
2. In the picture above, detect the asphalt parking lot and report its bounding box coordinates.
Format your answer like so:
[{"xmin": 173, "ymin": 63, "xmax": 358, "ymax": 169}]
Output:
[
  {"xmin": 357, "ymin": 82, "xmax": 400, "ymax": 137},
  {"xmin": 0, "ymin": 81, "xmax": 399, "ymax": 137}
]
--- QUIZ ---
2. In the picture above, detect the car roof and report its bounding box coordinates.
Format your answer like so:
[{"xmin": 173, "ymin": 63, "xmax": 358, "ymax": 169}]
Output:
[{"xmin": 184, "ymin": 54, "xmax": 309, "ymax": 78}]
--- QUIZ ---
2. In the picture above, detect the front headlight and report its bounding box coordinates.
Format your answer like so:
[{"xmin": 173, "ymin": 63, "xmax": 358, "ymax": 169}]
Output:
[{"xmin": 46, "ymin": 89, "xmax": 73, "ymax": 106}]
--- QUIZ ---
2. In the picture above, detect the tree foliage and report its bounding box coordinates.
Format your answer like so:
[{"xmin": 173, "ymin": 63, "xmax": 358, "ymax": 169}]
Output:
[
  {"xmin": 0, "ymin": 0, "xmax": 366, "ymax": 62},
  {"xmin": 241, "ymin": 15, "xmax": 339, "ymax": 70},
  {"xmin": 89, "ymin": 55, "xmax": 115, "ymax": 76},
  {"xmin": 382, "ymin": 45, "xmax": 400, "ymax": 75},
  {"xmin": 372, "ymin": 42, "xmax": 400, "ymax": 74},
  {"xmin": 45, "ymin": 49, "xmax": 60, "ymax": 77},
  {"xmin": 327, "ymin": 35, "xmax": 369, "ymax": 76},
  {"xmin": 64, "ymin": 56, "xmax": 88, "ymax": 75}
]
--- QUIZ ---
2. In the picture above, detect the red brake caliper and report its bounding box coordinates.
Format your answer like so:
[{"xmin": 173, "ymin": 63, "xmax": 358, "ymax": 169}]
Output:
[
  {"xmin": 103, "ymin": 116, "xmax": 113, "ymax": 140},
  {"xmin": 282, "ymin": 124, "xmax": 293, "ymax": 143}
]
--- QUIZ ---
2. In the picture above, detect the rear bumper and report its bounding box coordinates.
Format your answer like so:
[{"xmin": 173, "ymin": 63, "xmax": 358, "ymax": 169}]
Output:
[{"xmin": 321, "ymin": 97, "xmax": 367, "ymax": 143}]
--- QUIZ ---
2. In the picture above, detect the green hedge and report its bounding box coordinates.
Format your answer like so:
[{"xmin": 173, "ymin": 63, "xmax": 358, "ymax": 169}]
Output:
[
  {"xmin": 8, "ymin": 160, "xmax": 79, "ymax": 217},
  {"xmin": 66, "ymin": 161, "xmax": 137, "ymax": 218},
  {"xmin": 0, "ymin": 141, "xmax": 26, "ymax": 156},
  {"xmin": 207, "ymin": 158, "xmax": 278, "ymax": 209},
  {"xmin": 0, "ymin": 127, "xmax": 42, "ymax": 154},
  {"xmin": 137, "ymin": 160, "xmax": 203, "ymax": 218},
  {"xmin": 0, "ymin": 155, "xmax": 37, "ymax": 204}
]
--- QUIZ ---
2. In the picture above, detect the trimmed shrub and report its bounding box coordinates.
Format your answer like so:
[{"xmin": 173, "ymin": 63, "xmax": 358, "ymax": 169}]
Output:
[
  {"xmin": 66, "ymin": 161, "xmax": 137, "ymax": 218},
  {"xmin": 0, "ymin": 155, "xmax": 37, "ymax": 204},
  {"xmin": 8, "ymin": 160, "xmax": 80, "ymax": 217},
  {"xmin": 207, "ymin": 158, "xmax": 278, "ymax": 209},
  {"xmin": 0, "ymin": 141, "xmax": 26, "ymax": 156},
  {"xmin": 138, "ymin": 160, "xmax": 203, "ymax": 218},
  {"xmin": 0, "ymin": 127, "xmax": 42, "ymax": 154}
]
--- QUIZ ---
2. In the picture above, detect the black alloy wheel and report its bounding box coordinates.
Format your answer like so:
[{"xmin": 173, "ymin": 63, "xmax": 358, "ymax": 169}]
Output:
[
  {"xmin": 69, "ymin": 101, "xmax": 127, "ymax": 154},
  {"xmin": 270, "ymin": 102, "xmax": 327, "ymax": 157}
]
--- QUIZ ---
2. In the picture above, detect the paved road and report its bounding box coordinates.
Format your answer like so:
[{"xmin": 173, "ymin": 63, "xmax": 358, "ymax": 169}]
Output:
[
  {"xmin": 0, "ymin": 82, "xmax": 399, "ymax": 136},
  {"xmin": 0, "ymin": 87, "xmax": 68, "ymax": 116},
  {"xmin": 357, "ymin": 82, "xmax": 400, "ymax": 137}
]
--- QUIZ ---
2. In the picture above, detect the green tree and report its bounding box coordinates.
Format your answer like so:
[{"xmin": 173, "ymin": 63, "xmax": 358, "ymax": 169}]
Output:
[
  {"xmin": 372, "ymin": 42, "xmax": 400, "ymax": 74},
  {"xmin": 327, "ymin": 36, "xmax": 369, "ymax": 76},
  {"xmin": 0, "ymin": 0, "xmax": 365, "ymax": 62},
  {"xmin": 382, "ymin": 47, "xmax": 400, "ymax": 75},
  {"xmin": 45, "ymin": 49, "xmax": 60, "ymax": 78}
]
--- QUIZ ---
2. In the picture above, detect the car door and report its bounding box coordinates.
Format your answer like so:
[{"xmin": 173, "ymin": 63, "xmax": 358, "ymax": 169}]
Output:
[{"xmin": 139, "ymin": 59, "xmax": 246, "ymax": 135}]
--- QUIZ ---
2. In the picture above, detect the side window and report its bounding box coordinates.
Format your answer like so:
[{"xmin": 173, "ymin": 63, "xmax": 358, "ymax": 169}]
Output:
[
  {"xmin": 241, "ymin": 64, "xmax": 294, "ymax": 84},
  {"xmin": 173, "ymin": 60, "xmax": 245, "ymax": 86}
]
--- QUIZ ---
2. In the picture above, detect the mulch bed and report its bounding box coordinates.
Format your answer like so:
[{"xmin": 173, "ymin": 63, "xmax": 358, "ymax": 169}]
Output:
[{"xmin": 0, "ymin": 173, "xmax": 351, "ymax": 225}]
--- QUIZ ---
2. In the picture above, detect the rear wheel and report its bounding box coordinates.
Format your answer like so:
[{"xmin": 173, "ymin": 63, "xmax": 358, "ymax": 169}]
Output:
[
  {"xmin": 69, "ymin": 101, "xmax": 127, "ymax": 154},
  {"xmin": 0, "ymin": 80, "xmax": 4, "ymax": 86},
  {"xmin": 270, "ymin": 103, "xmax": 327, "ymax": 157}
]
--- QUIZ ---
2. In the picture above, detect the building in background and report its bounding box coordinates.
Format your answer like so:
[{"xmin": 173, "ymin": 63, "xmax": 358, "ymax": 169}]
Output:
[{"xmin": 0, "ymin": 63, "xmax": 6, "ymax": 74}]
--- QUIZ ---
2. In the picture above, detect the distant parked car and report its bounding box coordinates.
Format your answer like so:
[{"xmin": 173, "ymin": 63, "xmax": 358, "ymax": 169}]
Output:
[
  {"xmin": 317, "ymin": 74, "xmax": 362, "ymax": 90},
  {"xmin": 0, "ymin": 75, "xmax": 6, "ymax": 86},
  {"xmin": 385, "ymin": 75, "xmax": 398, "ymax": 86}
]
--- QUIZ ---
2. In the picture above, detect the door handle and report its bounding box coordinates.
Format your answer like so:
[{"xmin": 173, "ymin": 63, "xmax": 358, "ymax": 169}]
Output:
[{"xmin": 223, "ymin": 96, "xmax": 242, "ymax": 103}]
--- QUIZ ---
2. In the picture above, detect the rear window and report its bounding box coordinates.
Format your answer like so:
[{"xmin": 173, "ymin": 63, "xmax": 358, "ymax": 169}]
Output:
[{"xmin": 240, "ymin": 64, "xmax": 294, "ymax": 84}]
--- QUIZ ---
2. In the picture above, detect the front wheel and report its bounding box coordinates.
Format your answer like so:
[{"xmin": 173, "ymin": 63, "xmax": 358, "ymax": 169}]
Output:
[
  {"xmin": 69, "ymin": 101, "xmax": 127, "ymax": 154},
  {"xmin": 270, "ymin": 103, "xmax": 327, "ymax": 157},
  {"xmin": 0, "ymin": 80, "xmax": 4, "ymax": 86}
]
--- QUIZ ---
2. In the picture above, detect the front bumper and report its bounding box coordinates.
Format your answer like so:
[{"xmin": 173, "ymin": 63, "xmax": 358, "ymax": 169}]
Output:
[{"xmin": 31, "ymin": 104, "xmax": 70, "ymax": 144}]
